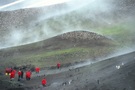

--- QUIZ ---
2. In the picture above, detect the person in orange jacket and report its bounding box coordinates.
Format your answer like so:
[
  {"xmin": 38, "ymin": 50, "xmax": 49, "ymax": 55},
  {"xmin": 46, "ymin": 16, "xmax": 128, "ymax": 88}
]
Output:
[
  {"xmin": 42, "ymin": 78, "xmax": 47, "ymax": 87},
  {"xmin": 26, "ymin": 70, "xmax": 32, "ymax": 80},
  {"xmin": 57, "ymin": 62, "xmax": 61, "ymax": 69},
  {"xmin": 9, "ymin": 70, "xmax": 15, "ymax": 80},
  {"xmin": 18, "ymin": 69, "xmax": 22, "ymax": 81}
]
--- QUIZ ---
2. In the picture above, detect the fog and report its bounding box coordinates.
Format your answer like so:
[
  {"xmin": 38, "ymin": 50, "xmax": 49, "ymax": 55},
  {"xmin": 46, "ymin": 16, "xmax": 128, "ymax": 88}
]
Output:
[{"xmin": 0, "ymin": 0, "xmax": 135, "ymax": 51}]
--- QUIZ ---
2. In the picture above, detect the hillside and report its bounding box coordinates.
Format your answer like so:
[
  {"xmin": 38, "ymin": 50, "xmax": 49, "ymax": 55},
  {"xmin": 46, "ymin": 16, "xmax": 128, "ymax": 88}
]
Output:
[
  {"xmin": 0, "ymin": 3, "xmax": 68, "ymax": 48},
  {"xmin": 0, "ymin": 0, "xmax": 135, "ymax": 48},
  {"xmin": 0, "ymin": 31, "xmax": 118, "ymax": 72},
  {"xmin": 0, "ymin": 0, "xmax": 134, "ymax": 89},
  {"xmin": 0, "ymin": 47, "xmax": 135, "ymax": 90}
]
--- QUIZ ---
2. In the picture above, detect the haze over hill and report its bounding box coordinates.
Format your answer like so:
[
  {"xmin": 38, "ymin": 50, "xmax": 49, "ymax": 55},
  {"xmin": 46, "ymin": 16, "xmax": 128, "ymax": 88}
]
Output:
[
  {"xmin": 0, "ymin": 31, "xmax": 117, "ymax": 72},
  {"xmin": 0, "ymin": 0, "xmax": 135, "ymax": 49}
]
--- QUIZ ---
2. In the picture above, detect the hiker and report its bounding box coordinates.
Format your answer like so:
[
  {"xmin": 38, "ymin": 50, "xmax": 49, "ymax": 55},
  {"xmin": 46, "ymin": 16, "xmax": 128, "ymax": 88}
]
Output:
[
  {"xmin": 26, "ymin": 70, "xmax": 32, "ymax": 80},
  {"xmin": 35, "ymin": 67, "xmax": 40, "ymax": 73},
  {"xmin": 21, "ymin": 69, "xmax": 24, "ymax": 79},
  {"xmin": 5, "ymin": 67, "xmax": 12, "ymax": 75},
  {"xmin": 57, "ymin": 62, "xmax": 61, "ymax": 69},
  {"xmin": 13, "ymin": 69, "xmax": 16, "ymax": 74},
  {"xmin": 42, "ymin": 78, "xmax": 47, "ymax": 87},
  {"xmin": 9, "ymin": 70, "xmax": 15, "ymax": 80},
  {"xmin": 18, "ymin": 69, "xmax": 22, "ymax": 81}
]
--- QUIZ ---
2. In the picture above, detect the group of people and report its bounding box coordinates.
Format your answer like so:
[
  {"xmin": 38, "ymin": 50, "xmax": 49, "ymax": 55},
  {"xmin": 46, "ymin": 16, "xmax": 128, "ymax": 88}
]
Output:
[
  {"xmin": 5, "ymin": 68, "xmax": 32, "ymax": 81},
  {"xmin": 5, "ymin": 62, "xmax": 61, "ymax": 87}
]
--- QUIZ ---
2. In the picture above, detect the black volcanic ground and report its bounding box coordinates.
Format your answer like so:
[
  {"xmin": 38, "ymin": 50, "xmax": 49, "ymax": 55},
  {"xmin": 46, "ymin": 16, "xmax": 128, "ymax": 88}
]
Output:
[{"xmin": 0, "ymin": 49, "xmax": 135, "ymax": 90}]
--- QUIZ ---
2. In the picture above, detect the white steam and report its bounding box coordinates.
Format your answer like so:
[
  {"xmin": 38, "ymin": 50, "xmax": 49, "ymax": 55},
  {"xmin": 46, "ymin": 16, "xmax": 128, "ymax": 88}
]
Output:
[
  {"xmin": 9, "ymin": 30, "xmax": 23, "ymax": 44},
  {"xmin": 0, "ymin": 0, "xmax": 135, "ymax": 50}
]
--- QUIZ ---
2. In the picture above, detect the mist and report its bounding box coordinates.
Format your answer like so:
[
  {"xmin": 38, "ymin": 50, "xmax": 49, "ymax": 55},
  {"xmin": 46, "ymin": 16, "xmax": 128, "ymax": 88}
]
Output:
[{"xmin": 0, "ymin": 0, "xmax": 135, "ymax": 51}]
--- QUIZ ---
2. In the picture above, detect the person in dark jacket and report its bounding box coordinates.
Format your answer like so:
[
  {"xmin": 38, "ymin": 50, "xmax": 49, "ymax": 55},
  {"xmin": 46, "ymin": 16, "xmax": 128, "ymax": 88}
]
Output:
[
  {"xmin": 18, "ymin": 69, "xmax": 22, "ymax": 81},
  {"xmin": 21, "ymin": 69, "xmax": 24, "ymax": 79}
]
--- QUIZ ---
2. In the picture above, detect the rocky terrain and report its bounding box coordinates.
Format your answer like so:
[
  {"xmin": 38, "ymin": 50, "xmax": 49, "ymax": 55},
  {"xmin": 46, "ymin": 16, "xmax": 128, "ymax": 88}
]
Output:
[{"xmin": 0, "ymin": 49, "xmax": 135, "ymax": 90}]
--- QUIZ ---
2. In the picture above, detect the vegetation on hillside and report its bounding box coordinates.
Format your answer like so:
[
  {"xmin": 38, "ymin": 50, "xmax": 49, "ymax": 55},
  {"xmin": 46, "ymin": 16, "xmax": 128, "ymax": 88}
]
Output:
[{"xmin": 0, "ymin": 31, "xmax": 118, "ymax": 72}]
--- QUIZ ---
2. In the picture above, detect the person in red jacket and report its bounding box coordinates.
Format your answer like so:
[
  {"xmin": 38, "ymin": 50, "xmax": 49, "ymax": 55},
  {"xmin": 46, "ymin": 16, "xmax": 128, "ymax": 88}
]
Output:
[
  {"xmin": 57, "ymin": 62, "xmax": 61, "ymax": 69},
  {"xmin": 13, "ymin": 69, "xmax": 16, "ymax": 78},
  {"xmin": 18, "ymin": 69, "xmax": 22, "ymax": 81},
  {"xmin": 26, "ymin": 70, "xmax": 32, "ymax": 80},
  {"xmin": 42, "ymin": 78, "xmax": 47, "ymax": 87},
  {"xmin": 35, "ymin": 67, "xmax": 40, "ymax": 73},
  {"xmin": 5, "ymin": 68, "xmax": 12, "ymax": 75},
  {"xmin": 9, "ymin": 70, "xmax": 15, "ymax": 80},
  {"xmin": 13, "ymin": 69, "xmax": 16, "ymax": 74}
]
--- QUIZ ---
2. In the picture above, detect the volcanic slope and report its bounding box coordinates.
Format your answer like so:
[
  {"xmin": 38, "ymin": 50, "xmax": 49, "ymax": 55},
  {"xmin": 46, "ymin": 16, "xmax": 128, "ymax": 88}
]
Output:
[
  {"xmin": 0, "ymin": 31, "xmax": 118, "ymax": 71},
  {"xmin": 0, "ymin": 47, "xmax": 135, "ymax": 90},
  {"xmin": 0, "ymin": 0, "xmax": 135, "ymax": 48}
]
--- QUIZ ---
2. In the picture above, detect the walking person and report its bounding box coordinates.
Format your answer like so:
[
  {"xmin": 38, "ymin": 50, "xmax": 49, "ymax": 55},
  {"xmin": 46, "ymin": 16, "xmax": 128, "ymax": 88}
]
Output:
[
  {"xmin": 35, "ymin": 67, "xmax": 40, "ymax": 73},
  {"xmin": 42, "ymin": 78, "xmax": 47, "ymax": 87},
  {"xmin": 35, "ymin": 67, "xmax": 40, "ymax": 76},
  {"xmin": 9, "ymin": 70, "xmax": 15, "ymax": 81},
  {"xmin": 13, "ymin": 69, "xmax": 16, "ymax": 75},
  {"xmin": 26, "ymin": 70, "xmax": 32, "ymax": 80},
  {"xmin": 57, "ymin": 62, "xmax": 61, "ymax": 69},
  {"xmin": 18, "ymin": 69, "xmax": 22, "ymax": 81},
  {"xmin": 5, "ymin": 67, "xmax": 12, "ymax": 75},
  {"xmin": 21, "ymin": 69, "xmax": 24, "ymax": 79}
]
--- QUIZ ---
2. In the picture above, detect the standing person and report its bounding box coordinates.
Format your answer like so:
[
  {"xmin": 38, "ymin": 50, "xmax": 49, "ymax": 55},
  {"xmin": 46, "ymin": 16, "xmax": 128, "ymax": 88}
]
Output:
[
  {"xmin": 57, "ymin": 62, "xmax": 61, "ymax": 69},
  {"xmin": 21, "ymin": 69, "xmax": 24, "ymax": 79},
  {"xmin": 18, "ymin": 69, "xmax": 22, "ymax": 81},
  {"xmin": 26, "ymin": 70, "xmax": 32, "ymax": 80},
  {"xmin": 35, "ymin": 67, "xmax": 40, "ymax": 76},
  {"xmin": 13, "ymin": 69, "xmax": 16, "ymax": 78},
  {"xmin": 35, "ymin": 67, "xmax": 40, "ymax": 73},
  {"xmin": 5, "ymin": 67, "xmax": 12, "ymax": 75},
  {"xmin": 13, "ymin": 69, "xmax": 16, "ymax": 74},
  {"xmin": 9, "ymin": 70, "xmax": 15, "ymax": 80},
  {"xmin": 42, "ymin": 78, "xmax": 47, "ymax": 87}
]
